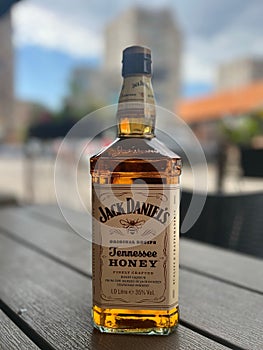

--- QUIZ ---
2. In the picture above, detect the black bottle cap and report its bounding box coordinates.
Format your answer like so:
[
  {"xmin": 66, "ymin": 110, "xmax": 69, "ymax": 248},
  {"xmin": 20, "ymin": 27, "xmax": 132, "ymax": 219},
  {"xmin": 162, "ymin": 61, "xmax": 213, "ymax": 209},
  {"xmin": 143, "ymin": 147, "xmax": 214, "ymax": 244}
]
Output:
[{"xmin": 122, "ymin": 46, "xmax": 152, "ymax": 77}]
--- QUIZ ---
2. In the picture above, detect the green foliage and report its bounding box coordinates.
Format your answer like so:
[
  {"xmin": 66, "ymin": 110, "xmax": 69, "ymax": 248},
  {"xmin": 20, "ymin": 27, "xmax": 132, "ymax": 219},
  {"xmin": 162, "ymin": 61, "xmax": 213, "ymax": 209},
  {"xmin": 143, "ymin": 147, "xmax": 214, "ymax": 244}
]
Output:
[{"xmin": 220, "ymin": 114, "xmax": 263, "ymax": 146}]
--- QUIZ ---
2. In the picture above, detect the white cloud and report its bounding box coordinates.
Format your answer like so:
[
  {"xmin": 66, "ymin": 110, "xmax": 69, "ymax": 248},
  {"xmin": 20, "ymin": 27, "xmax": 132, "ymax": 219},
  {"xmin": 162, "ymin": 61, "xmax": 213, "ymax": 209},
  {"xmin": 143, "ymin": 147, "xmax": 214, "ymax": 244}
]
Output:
[
  {"xmin": 12, "ymin": 2, "xmax": 103, "ymax": 58},
  {"xmin": 182, "ymin": 17, "xmax": 263, "ymax": 85},
  {"xmin": 182, "ymin": 53, "xmax": 215, "ymax": 84},
  {"xmin": 11, "ymin": 0, "xmax": 263, "ymax": 85}
]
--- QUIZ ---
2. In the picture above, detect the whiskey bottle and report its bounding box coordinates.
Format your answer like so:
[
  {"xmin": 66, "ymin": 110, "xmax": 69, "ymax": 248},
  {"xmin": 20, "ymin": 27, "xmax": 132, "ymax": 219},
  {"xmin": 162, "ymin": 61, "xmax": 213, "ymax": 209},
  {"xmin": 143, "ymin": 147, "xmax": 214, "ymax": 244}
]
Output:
[{"xmin": 90, "ymin": 46, "xmax": 181, "ymax": 335}]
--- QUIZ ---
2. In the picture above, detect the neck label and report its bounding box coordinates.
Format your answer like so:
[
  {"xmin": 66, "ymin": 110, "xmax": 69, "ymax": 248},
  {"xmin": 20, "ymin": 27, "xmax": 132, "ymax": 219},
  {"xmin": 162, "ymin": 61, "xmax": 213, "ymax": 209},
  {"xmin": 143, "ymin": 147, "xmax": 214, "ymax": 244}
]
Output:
[{"xmin": 119, "ymin": 76, "xmax": 155, "ymax": 103}]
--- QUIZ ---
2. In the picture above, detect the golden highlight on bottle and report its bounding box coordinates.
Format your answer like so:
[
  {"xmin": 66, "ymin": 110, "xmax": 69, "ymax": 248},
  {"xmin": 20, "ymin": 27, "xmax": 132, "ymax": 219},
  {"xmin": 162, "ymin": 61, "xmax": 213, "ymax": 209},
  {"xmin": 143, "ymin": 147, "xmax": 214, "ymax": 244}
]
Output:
[{"xmin": 90, "ymin": 46, "xmax": 181, "ymax": 335}]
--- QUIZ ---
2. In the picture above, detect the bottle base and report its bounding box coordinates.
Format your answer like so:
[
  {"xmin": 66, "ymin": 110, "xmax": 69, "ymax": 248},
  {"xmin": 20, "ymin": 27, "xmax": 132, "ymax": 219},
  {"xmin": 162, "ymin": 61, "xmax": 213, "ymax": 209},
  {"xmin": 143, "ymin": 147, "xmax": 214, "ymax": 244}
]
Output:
[{"xmin": 92, "ymin": 305, "xmax": 179, "ymax": 335}]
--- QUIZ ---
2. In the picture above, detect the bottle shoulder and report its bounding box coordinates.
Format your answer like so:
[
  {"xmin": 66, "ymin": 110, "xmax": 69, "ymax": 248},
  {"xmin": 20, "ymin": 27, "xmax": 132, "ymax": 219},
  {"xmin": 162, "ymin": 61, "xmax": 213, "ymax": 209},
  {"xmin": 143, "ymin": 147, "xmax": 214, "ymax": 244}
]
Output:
[{"xmin": 90, "ymin": 137, "xmax": 181, "ymax": 161}]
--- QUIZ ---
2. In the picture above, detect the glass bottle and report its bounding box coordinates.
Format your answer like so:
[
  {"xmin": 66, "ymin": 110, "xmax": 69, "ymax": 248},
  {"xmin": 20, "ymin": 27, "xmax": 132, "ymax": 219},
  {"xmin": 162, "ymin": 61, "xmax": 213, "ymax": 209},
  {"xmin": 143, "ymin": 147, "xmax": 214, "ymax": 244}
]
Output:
[{"xmin": 90, "ymin": 46, "xmax": 181, "ymax": 335}]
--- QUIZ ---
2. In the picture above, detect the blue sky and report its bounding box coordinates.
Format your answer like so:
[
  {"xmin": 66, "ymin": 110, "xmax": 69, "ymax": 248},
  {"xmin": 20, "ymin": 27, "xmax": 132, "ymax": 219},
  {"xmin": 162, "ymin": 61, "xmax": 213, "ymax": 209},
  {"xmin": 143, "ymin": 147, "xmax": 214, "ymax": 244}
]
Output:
[
  {"xmin": 12, "ymin": 0, "xmax": 263, "ymax": 110},
  {"xmin": 15, "ymin": 45, "xmax": 213, "ymax": 110},
  {"xmin": 15, "ymin": 45, "xmax": 99, "ymax": 109}
]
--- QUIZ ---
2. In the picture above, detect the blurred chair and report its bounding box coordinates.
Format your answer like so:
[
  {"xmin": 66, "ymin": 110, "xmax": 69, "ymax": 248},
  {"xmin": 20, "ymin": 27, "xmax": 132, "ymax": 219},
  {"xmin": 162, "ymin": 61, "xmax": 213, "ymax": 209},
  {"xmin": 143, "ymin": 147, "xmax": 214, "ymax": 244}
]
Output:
[
  {"xmin": 180, "ymin": 191, "xmax": 263, "ymax": 258},
  {"xmin": 240, "ymin": 148, "xmax": 263, "ymax": 177}
]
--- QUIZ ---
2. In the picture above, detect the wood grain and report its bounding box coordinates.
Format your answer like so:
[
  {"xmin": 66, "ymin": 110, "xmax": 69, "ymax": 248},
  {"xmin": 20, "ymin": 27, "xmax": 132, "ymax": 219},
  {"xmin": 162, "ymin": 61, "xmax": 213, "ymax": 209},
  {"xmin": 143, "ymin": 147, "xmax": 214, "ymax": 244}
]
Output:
[
  {"xmin": 3, "ymin": 206, "xmax": 263, "ymax": 293},
  {"xmin": 24, "ymin": 204, "xmax": 89, "ymax": 238},
  {"xmin": 0, "ymin": 207, "xmax": 91, "ymax": 274},
  {"xmin": 179, "ymin": 271, "xmax": 263, "ymax": 349},
  {"xmin": 0, "ymin": 234, "xmax": 228, "ymax": 350},
  {"xmin": 1, "ymin": 206, "xmax": 263, "ymax": 348},
  {"xmin": 180, "ymin": 239, "xmax": 263, "ymax": 293},
  {"xmin": 0, "ymin": 310, "xmax": 39, "ymax": 350}
]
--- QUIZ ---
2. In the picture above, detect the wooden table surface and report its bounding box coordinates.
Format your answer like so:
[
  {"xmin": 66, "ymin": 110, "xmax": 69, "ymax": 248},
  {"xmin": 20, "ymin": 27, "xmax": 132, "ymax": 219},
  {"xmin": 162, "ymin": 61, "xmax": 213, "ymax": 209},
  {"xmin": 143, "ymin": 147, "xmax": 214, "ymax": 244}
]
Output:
[{"xmin": 0, "ymin": 204, "xmax": 262, "ymax": 350}]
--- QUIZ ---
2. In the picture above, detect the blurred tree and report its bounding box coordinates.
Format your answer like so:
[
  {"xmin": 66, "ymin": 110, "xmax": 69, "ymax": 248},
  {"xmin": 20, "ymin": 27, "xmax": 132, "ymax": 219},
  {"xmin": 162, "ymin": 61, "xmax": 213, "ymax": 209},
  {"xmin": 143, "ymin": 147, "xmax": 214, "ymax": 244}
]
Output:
[
  {"xmin": 216, "ymin": 113, "xmax": 263, "ymax": 191},
  {"xmin": 29, "ymin": 102, "xmax": 52, "ymax": 123},
  {"xmin": 27, "ymin": 104, "xmax": 74, "ymax": 140},
  {"xmin": 218, "ymin": 112, "xmax": 263, "ymax": 180},
  {"xmin": 220, "ymin": 114, "xmax": 262, "ymax": 146},
  {"xmin": 27, "ymin": 100, "xmax": 111, "ymax": 140}
]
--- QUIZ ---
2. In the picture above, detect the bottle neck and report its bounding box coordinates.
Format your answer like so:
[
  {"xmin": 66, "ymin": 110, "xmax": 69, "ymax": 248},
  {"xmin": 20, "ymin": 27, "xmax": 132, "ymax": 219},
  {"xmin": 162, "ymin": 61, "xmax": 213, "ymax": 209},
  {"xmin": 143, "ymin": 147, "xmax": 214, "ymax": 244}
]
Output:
[{"xmin": 117, "ymin": 74, "xmax": 156, "ymax": 138}]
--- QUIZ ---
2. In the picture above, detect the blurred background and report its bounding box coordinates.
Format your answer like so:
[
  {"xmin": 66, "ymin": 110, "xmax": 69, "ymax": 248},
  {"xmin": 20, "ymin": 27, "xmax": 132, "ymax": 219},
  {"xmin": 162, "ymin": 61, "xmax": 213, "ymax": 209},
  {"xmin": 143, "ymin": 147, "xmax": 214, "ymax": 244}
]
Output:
[{"xmin": 0, "ymin": 0, "xmax": 263, "ymax": 256}]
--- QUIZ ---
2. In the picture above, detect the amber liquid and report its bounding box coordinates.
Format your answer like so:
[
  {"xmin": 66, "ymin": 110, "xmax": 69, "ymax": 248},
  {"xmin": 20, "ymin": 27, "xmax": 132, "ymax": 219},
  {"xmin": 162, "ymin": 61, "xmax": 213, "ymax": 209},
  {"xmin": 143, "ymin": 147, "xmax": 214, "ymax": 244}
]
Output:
[{"xmin": 90, "ymin": 137, "xmax": 181, "ymax": 335}]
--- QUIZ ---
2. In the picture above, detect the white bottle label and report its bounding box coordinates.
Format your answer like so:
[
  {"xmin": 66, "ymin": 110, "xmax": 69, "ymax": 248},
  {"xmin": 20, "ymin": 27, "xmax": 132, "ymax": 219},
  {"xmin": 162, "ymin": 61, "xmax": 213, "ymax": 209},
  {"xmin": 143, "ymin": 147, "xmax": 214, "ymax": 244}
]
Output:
[{"xmin": 92, "ymin": 184, "xmax": 180, "ymax": 310}]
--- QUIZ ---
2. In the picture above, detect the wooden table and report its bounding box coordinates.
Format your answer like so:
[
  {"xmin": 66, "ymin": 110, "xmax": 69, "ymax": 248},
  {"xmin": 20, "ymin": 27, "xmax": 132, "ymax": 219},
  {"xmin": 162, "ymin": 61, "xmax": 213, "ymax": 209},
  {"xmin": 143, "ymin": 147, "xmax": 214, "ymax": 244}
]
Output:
[{"xmin": 0, "ymin": 204, "xmax": 262, "ymax": 350}]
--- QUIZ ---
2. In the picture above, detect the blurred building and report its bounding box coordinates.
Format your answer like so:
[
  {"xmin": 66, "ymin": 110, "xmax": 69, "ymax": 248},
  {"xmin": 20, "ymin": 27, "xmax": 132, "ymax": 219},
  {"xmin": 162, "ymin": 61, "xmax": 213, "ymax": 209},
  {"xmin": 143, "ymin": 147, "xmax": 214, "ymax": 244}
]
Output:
[
  {"xmin": 12, "ymin": 100, "xmax": 38, "ymax": 141},
  {"xmin": 68, "ymin": 67, "xmax": 112, "ymax": 112},
  {"xmin": 178, "ymin": 80, "xmax": 263, "ymax": 123},
  {"xmin": 104, "ymin": 7, "xmax": 182, "ymax": 110},
  {"xmin": 69, "ymin": 7, "xmax": 182, "ymax": 115},
  {"xmin": 0, "ymin": 11, "xmax": 14, "ymax": 140},
  {"xmin": 217, "ymin": 58, "xmax": 263, "ymax": 91}
]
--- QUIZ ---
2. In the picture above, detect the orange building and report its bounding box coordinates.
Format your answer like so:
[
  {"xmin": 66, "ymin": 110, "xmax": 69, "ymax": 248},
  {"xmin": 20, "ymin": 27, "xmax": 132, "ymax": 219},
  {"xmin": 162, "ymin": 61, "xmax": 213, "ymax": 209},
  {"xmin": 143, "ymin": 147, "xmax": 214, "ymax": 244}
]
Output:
[{"xmin": 177, "ymin": 80, "xmax": 263, "ymax": 123}]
